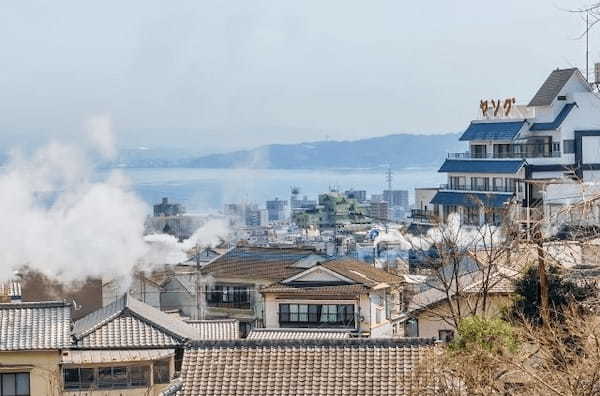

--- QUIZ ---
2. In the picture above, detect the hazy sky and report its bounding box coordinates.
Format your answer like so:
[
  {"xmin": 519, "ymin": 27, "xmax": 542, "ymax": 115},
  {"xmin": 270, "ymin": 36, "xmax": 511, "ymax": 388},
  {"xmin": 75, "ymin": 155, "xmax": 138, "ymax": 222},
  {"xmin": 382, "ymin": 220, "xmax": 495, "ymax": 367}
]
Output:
[{"xmin": 0, "ymin": 1, "xmax": 593, "ymax": 153}]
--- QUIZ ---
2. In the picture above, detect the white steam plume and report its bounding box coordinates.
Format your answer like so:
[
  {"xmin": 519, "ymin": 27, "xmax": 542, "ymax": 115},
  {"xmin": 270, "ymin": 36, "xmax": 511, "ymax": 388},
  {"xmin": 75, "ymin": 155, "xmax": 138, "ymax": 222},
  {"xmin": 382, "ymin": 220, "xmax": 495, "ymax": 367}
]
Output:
[
  {"xmin": 85, "ymin": 114, "xmax": 116, "ymax": 160},
  {"xmin": 0, "ymin": 117, "xmax": 230, "ymax": 283}
]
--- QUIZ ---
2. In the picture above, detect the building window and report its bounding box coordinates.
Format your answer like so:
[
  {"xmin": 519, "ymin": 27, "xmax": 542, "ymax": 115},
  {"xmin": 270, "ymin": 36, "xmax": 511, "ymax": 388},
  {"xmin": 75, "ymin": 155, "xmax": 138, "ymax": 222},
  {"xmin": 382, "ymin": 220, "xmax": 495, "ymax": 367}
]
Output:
[
  {"xmin": 63, "ymin": 368, "xmax": 94, "ymax": 390},
  {"xmin": 464, "ymin": 207, "xmax": 480, "ymax": 226},
  {"xmin": 449, "ymin": 176, "xmax": 466, "ymax": 190},
  {"xmin": 0, "ymin": 373, "xmax": 30, "ymax": 396},
  {"xmin": 552, "ymin": 142, "xmax": 561, "ymax": 153},
  {"xmin": 63, "ymin": 366, "xmax": 150, "ymax": 391},
  {"xmin": 504, "ymin": 178, "xmax": 517, "ymax": 193},
  {"xmin": 564, "ymin": 139, "xmax": 575, "ymax": 154},
  {"xmin": 208, "ymin": 285, "xmax": 251, "ymax": 308},
  {"xmin": 484, "ymin": 208, "xmax": 503, "ymax": 226},
  {"xmin": 404, "ymin": 318, "xmax": 419, "ymax": 337},
  {"xmin": 470, "ymin": 177, "xmax": 489, "ymax": 191},
  {"xmin": 439, "ymin": 330, "xmax": 455, "ymax": 342},
  {"xmin": 279, "ymin": 304, "xmax": 355, "ymax": 328},
  {"xmin": 153, "ymin": 360, "xmax": 170, "ymax": 385},
  {"xmin": 470, "ymin": 144, "xmax": 487, "ymax": 158}
]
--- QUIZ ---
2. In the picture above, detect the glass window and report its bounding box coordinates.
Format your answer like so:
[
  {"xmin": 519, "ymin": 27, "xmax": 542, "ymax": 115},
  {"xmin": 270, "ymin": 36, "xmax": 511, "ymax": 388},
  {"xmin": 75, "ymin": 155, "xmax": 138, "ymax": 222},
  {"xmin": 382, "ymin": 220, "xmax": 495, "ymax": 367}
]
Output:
[
  {"xmin": 289, "ymin": 304, "xmax": 299, "ymax": 322},
  {"xmin": 63, "ymin": 369, "xmax": 80, "ymax": 390},
  {"xmin": 279, "ymin": 304, "xmax": 290, "ymax": 322},
  {"xmin": 112, "ymin": 367, "xmax": 127, "ymax": 388},
  {"xmin": 298, "ymin": 304, "xmax": 308, "ymax": 322},
  {"xmin": 564, "ymin": 139, "xmax": 575, "ymax": 154},
  {"xmin": 2, "ymin": 374, "xmax": 16, "ymax": 396},
  {"xmin": 308, "ymin": 304, "xmax": 319, "ymax": 323},
  {"xmin": 153, "ymin": 360, "xmax": 171, "ymax": 384},
  {"xmin": 79, "ymin": 368, "xmax": 94, "ymax": 390},
  {"xmin": 439, "ymin": 330, "xmax": 455, "ymax": 342},
  {"xmin": 97, "ymin": 368, "xmax": 113, "ymax": 389},
  {"xmin": 404, "ymin": 318, "xmax": 419, "ymax": 337},
  {"xmin": 129, "ymin": 366, "xmax": 149, "ymax": 387},
  {"xmin": 1, "ymin": 373, "xmax": 30, "ymax": 396}
]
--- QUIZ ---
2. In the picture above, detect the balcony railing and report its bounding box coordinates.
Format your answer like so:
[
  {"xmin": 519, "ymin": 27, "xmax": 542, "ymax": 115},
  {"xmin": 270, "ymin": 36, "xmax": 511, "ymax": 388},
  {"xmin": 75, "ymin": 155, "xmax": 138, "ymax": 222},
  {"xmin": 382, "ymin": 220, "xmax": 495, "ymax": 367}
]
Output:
[
  {"xmin": 448, "ymin": 145, "xmax": 560, "ymax": 159},
  {"xmin": 440, "ymin": 184, "xmax": 515, "ymax": 193},
  {"xmin": 409, "ymin": 209, "xmax": 437, "ymax": 220}
]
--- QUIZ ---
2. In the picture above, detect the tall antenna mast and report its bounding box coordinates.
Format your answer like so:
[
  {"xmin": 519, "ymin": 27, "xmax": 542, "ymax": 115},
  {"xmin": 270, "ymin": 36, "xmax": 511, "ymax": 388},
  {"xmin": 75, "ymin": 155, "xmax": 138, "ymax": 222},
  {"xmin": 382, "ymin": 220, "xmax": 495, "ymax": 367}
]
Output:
[
  {"xmin": 587, "ymin": 10, "xmax": 590, "ymax": 82},
  {"xmin": 386, "ymin": 166, "xmax": 393, "ymax": 191}
]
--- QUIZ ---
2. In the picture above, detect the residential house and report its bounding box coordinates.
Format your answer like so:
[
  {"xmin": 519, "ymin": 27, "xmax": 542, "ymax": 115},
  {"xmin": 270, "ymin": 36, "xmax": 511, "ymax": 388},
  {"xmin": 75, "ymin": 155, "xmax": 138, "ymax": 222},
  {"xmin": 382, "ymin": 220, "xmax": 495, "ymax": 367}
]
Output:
[
  {"xmin": 199, "ymin": 246, "xmax": 328, "ymax": 334},
  {"xmin": 260, "ymin": 258, "xmax": 404, "ymax": 337},
  {"xmin": 397, "ymin": 267, "xmax": 516, "ymax": 340},
  {"xmin": 68, "ymin": 294, "xmax": 200, "ymax": 395},
  {"xmin": 173, "ymin": 338, "xmax": 435, "ymax": 395},
  {"xmin": 0, "ymin": 280, "xmax": 21, "ymax": 303},
  {"xmin": 0, "ymin": 301, "xmax": 72, "ymax": 396},
  {"xmin": 432, "ymin": 68, "xmax": 600, "ymax": 226}
]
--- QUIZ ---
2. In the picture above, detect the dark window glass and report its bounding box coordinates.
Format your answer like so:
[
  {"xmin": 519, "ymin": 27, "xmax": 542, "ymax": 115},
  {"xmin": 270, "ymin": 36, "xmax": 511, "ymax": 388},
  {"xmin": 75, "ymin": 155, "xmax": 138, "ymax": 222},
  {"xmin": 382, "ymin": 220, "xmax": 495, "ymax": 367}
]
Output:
[
  {"xmin": 1, "ymin": 373, "xmax": 30, "ymax": 396},
  {"xmin": 439, "ymin": 330, "xmax": 455, "ymax": 342},
  {"xmin": 153, "ymin": 360, "xmax": 171, "ymax": 384},
  {"xmin": 129, "ymin": 366, "xmax": 149, "ymax": 387},
  {"xmin": 97, "ymin": 368, "xmax": 113, "ymax": 389},
  {"xmin": 280, "ymin": 304, "xmax": 355, "ymax": 327},
  {"xmin": 79, "ymin": 368, "xmax": 94, "ymax": 390},
  {"xmin": 63, "ymin": 369, "xmax": 80, "ymax": 390},
  {"xmin": 564, "ymin": 139, "xmax": 575, "ymax": 154},
  {"xmin": 404, "ymin": 318, "xmax": 419, "ymax": 337}
]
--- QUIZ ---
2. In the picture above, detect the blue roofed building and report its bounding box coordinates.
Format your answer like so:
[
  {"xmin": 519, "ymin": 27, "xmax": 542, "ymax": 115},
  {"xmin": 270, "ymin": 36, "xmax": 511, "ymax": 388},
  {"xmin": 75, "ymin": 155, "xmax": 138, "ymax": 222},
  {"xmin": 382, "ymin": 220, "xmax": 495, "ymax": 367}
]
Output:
[{"xmin": 416, "ymin": 67, "xmax": 600, "ymax": 228}]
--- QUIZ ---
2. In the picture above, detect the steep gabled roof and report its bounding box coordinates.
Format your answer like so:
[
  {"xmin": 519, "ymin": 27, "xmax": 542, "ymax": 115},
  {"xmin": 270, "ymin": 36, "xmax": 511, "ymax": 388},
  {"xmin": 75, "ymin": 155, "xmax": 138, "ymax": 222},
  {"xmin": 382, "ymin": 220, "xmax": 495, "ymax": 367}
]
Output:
[
  {"xmin": 0, "ymin": 301, "xmax": 71, "ymax": 351},
  {"xmin": 73, "ymin": 294, "xmax": 198, "ymax": 348},
  {"xmin": 528, "ymin": 68, "xmax": 580, "ymax": 107},
  {"xmin": 176, "ymin": 339, "xmax": 435, "ymax": 396},
  {"xmin": 530, "ymin": 102, "xmax": 577, "ymax": 131}
]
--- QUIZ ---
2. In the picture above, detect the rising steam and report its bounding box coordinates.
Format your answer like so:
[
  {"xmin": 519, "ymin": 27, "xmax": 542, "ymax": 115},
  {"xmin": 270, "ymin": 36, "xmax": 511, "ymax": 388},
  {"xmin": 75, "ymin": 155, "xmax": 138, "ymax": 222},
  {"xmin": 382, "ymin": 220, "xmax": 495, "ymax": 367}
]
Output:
[{"xmin": 0, "ymin": 115, "xmax": 230, "ymax": 283}]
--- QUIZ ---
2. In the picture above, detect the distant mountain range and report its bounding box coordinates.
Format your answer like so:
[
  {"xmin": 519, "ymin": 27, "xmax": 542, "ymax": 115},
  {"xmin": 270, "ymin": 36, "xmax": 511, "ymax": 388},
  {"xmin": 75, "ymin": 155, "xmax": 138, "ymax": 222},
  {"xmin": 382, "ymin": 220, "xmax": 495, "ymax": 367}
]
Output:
[{"xmin": 184, "ymin": 133, "xmax": 464, "ymax": 170}]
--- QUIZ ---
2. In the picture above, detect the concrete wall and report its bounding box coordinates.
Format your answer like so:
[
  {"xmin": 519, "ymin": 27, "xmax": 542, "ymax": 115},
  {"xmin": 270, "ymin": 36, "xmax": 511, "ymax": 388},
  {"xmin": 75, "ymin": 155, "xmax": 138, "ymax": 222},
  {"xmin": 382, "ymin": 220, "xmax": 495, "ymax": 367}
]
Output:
[{"xmin": 0, "ymin": 351, "xmax": 61, "ymax": 396}]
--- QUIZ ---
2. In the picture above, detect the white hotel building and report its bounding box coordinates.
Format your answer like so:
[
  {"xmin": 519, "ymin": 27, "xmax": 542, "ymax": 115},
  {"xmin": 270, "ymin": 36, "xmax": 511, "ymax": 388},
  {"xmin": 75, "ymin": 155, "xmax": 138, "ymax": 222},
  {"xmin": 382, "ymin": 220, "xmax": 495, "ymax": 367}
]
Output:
[{"xmin": 418, "ymin": 68, "xmax": 600, "ymax": 227}]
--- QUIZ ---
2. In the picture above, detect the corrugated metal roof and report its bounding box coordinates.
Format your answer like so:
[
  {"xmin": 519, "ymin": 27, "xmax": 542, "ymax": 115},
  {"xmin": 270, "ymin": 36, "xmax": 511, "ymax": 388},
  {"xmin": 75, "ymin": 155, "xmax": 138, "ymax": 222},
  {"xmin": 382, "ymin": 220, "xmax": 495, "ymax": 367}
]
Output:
[
  {"xmin": 439, "ymin": 159, "xmax": 526, "ymax": 174},
  {"xmin": 528, "ymin": 68, "xmax": 579, "ymax": 107},
  {"xmin": 430, "ymin": 191, "xmax": 512, "ymax": 208},
  {"xmin": 247, "ymin": 328, "xmax": 352, "ymax": 340},
  {"xmin": 185, "ymin": 319, "xmax": 239, "ymax": 341},
  {"xmin": 61, "ymin": 349, "xmax": 174, "ymax": 365},
  {"xmin": 530, "ymin": 103, "xmax": 577, "ymax": 131},
  {"xmin": 0, "ymin": 301, "xmax": 71, "ymax": 351},
  {"xmin": 459, "ymin": 121, "xmax": 525, "ymax": 141},
  {"xmin": 176, "ymin": 339, "xmax": 435, "ymax": 396}
]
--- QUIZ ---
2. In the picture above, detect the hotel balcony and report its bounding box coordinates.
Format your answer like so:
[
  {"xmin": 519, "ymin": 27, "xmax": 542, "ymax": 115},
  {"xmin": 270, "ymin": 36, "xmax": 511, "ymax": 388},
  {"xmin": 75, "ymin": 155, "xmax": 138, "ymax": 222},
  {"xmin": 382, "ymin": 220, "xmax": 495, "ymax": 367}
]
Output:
[
  {"xmin": 439, "ymin": 184, "xmax": 515, "ymax": 193},
  {"xmin": 448, "ymin": 144, "xmax": 560, "ymax": 160}
]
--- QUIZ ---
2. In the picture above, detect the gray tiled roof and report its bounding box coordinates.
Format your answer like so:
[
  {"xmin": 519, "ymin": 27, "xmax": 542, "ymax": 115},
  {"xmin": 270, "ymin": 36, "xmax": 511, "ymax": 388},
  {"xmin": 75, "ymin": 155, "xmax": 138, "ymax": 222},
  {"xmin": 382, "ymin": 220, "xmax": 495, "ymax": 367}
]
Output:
[
  {"xmin": 201, "ymin": 246, "xmax": 316, "ymax": 281},
  {"xmin": 260, "ymin": 283, "xmax": 370, "ymax": 297},
  {"xmin": 528, "ymin": 68, "xmax": 579, "ymax": 106},
  {"xmin": 0, "ymin": 280, "xmax": 22, "ymax": 300},
  {"xmin": 160, "ymin": 378, "xmax": 183, "ymax": 396},
  {"xmin": 73, "ymin": 294, "xmax": 197, "ymax": 348},
  {"xmin": 247, "ymin": 328, "xmax": 352, "ymax": 340},
  {"xmin": 176, "ymin": 339, "xmax": 434, "ymax": 396},
  {"xmin": 185, "ymin": 319, "xmax": 239, "ymax": 340},
  {"xmin": 0, "ymin": 301, "xmax": 71, "ymax": 351}
]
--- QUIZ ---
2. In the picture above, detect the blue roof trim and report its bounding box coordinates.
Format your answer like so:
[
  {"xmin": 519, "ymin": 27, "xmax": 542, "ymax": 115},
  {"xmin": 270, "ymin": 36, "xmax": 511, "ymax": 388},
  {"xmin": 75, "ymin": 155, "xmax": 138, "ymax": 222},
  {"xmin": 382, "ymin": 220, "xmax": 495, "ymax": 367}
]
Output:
[
  {"xmin": 459, "ymin": 121, "xmax": 525, "ymax": 141},
  {"xmin": 438, "ymin": 159, "xmax": 526, "ymax": 174},
  {"xmin": 430, "ymin": 191, "xmax": 512, "ymax": 208},
  {"xmin": 529, "ymin": 103, "xmax": 576, "ymax": 131}
]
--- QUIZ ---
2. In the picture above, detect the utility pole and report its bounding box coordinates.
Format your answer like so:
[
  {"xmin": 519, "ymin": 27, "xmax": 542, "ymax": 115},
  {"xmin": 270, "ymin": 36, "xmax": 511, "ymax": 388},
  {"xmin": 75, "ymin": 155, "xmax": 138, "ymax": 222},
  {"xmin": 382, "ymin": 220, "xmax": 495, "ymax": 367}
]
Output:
[
  {"xmin": 587, "ymin": 10, "xmax": 590, "ymax": 82},
  {"xmin": 195, "ymin": 243, "xmax": 205, "ymax": 320}
]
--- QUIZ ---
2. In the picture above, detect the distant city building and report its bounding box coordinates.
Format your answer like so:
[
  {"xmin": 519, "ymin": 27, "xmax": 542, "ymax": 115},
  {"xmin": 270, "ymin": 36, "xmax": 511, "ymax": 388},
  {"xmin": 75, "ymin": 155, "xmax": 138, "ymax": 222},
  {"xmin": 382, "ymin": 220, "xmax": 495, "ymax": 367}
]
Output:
[
  {"xmin": 266, "ymin": 198, "xmax": 288, "ymax": 222},
  {"xmin": 369, "ymin": 201, "xmax": 389, "ymax": 221},
  {"xmin": 153, "ymin": 197, "xmax": 185, "ymax": 217},
  {"xmin": 344, "ymin": 190, "xmax": 367, "ymax": 203},
  {"xmin": 245, "ymin": 208, "xmax": 269, "ymax": 227},
  {"xmin": 383, "ymin": 190, "xmax": 409, "ymax": 209},
  {"xmin": 370, "ymin": 194, "xmax": 383, "ymax": 202}
]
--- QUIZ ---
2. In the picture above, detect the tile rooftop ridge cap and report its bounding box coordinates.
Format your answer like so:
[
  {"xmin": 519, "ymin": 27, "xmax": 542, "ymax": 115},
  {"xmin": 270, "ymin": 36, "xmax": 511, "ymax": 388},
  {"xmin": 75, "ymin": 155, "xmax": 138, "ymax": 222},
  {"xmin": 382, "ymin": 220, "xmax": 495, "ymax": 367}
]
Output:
[
  {"xmin": 0, "ymin": 300, "xmax": 71, "ymax": 309},
  {"xmin": 188, "ymin": 337, "xmax": 436, "ymax": 348},
  {"xmin": 250, "ymin": 328, "xmax": 354, "ymax": 333}
]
